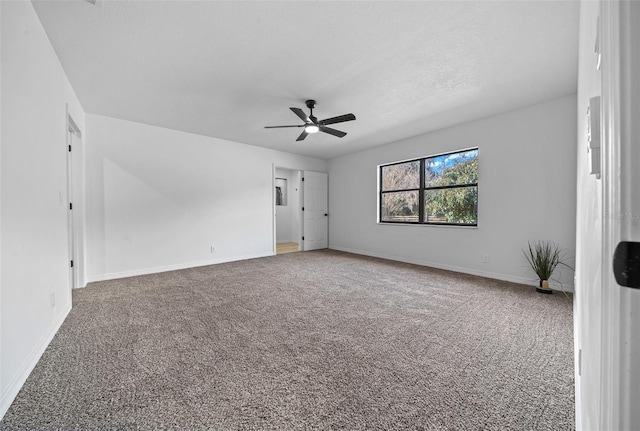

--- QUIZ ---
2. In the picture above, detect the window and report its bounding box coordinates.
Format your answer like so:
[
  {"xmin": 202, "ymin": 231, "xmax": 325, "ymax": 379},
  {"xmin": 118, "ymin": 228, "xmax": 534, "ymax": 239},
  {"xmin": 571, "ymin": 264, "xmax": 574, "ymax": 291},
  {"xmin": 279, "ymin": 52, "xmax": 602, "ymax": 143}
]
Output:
[{"xmin": 379, "ymin": 148, "xmax": 478, "ymax": 226}]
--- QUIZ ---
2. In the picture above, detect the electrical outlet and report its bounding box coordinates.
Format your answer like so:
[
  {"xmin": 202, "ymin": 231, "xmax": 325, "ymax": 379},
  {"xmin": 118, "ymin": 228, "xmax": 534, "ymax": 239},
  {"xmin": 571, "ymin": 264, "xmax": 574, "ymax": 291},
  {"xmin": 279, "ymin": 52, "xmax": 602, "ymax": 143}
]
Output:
[
  {"xmin": 50, "ymin": 293, "xmax": 56, "ymax": 308},
  {"xmin": 482, "ymin": 254, "xmax": 490, "ymax": 264}
]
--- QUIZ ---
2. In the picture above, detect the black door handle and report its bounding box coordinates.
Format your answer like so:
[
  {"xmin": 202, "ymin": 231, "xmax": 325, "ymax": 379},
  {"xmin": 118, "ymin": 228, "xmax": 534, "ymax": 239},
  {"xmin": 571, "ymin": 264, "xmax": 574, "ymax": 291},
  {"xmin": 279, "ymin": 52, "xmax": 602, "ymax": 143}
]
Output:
[
  {"xmin": 613, "ymin": 241, "xmax": 640, "ymax": 288},
  {"xmin": 324, "ymin": 213, "xmax": 328, "ymax": 216}
]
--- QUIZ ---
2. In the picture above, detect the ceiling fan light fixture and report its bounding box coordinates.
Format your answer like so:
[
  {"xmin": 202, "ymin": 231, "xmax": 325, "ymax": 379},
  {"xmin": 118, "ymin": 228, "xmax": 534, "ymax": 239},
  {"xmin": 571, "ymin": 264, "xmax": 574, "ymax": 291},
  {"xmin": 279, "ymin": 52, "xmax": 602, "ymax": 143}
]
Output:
[{"xmin": 305, "ymin": 124, "xmax": 320, "ymax": 134}]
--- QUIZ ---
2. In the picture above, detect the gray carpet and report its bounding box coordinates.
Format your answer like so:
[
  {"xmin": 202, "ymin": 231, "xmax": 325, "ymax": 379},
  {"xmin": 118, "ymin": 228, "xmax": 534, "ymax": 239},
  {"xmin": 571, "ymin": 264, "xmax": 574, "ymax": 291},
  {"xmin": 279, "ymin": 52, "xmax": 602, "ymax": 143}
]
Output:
[{"xmin": 1, "ymin": 250, "xmax": 575, "ymax": 430}]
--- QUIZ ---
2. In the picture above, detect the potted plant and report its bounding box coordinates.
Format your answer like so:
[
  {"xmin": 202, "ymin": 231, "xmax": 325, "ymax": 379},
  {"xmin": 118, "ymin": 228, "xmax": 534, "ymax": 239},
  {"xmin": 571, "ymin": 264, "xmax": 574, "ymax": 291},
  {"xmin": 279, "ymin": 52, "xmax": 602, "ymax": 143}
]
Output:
[{"xmin": 523, "ymin": 240, "xmax": 572, "ymax": 294}]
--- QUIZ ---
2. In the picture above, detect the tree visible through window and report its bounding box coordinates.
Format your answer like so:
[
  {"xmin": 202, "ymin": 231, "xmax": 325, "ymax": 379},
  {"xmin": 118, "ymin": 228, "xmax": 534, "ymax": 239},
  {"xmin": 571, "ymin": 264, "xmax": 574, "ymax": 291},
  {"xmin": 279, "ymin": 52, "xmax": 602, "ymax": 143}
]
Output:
[{"xmin": 379, "ymin": 148, "xmax": 478, "ymax": 226}]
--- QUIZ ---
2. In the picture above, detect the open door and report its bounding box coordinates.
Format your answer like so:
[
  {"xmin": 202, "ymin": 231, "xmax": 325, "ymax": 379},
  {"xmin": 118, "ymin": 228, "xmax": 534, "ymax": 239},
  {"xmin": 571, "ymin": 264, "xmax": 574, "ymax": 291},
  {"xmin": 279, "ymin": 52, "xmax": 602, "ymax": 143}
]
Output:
[
  {"xmin": 590, "ymin": 2, "xmax": 640, "ymax": 428},
  {"xmin": 302, "ymin": 171, "xmax": 328, "ymax": 251},
  {"xmin": 66, "ymin": 117, "xmax": 81, "ymax": 291}
]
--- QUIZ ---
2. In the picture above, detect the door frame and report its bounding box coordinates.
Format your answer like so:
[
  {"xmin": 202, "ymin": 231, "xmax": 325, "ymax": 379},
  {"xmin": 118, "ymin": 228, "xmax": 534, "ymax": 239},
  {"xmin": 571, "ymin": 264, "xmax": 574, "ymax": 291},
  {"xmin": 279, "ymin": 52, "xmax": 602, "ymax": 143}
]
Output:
[
  {"xmin": 272, "ymin": 165, "xmax": 303, "ymax": 254},
  {"xmin": 66, "ymin": 107, "xmax": 84, "ymax": 291}
]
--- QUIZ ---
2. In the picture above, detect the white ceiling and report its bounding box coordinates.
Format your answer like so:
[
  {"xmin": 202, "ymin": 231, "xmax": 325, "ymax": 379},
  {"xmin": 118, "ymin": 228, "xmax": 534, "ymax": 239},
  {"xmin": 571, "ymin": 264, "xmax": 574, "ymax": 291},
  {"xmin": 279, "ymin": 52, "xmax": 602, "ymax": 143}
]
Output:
[{"xmin": 32, "ymin": 0, "xmax": 579, "ymax": 160}]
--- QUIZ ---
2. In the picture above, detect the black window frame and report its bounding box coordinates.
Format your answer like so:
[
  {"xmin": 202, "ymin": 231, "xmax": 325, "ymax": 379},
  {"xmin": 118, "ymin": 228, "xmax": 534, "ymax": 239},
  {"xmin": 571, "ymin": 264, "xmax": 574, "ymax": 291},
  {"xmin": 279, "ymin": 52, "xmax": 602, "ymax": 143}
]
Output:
[{"xmin": 379, "ymin": 148, "xmax": 478, "ymax": 227}]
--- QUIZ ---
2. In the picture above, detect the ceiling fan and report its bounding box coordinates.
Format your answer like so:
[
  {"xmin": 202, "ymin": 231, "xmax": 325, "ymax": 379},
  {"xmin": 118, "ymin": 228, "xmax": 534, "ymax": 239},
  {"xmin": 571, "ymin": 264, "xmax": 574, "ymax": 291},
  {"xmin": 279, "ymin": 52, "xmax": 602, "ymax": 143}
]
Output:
[{"xmin": 265, "ymin": 100, "xmax": 356, "ymax": 141}]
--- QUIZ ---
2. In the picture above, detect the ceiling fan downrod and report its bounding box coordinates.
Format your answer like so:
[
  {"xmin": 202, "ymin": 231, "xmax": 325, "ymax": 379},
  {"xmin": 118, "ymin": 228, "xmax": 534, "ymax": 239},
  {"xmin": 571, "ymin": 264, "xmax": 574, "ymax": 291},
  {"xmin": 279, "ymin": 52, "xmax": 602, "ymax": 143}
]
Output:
[{"xmin": 306, "ymin": 100, "xmax": 317, "ymax": 123}]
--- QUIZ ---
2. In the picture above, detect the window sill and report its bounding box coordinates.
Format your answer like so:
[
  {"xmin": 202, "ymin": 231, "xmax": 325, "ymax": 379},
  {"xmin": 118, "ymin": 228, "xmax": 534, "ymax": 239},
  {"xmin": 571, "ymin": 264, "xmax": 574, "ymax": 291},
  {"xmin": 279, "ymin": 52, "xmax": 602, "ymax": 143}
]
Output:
[{"xmin": 377, "ymin": 222, "xmax": 478, "ymax": 229}]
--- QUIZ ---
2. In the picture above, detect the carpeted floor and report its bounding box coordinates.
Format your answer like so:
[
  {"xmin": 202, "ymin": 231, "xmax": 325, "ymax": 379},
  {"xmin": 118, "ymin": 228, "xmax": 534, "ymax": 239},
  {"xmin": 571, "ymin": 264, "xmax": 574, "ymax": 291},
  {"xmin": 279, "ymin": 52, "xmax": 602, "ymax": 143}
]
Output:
[{"xmin": 1, "ymin": 250, "xmax": 575, "ymax": 430}]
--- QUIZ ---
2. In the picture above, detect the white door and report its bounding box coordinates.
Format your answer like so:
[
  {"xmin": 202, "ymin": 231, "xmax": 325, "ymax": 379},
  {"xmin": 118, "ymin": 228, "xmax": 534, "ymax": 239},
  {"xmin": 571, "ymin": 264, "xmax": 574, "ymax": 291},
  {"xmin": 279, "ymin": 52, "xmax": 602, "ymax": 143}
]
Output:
[
  {"xmin": 599, "ymin": 1, "xmax": 640, "ymax": 428},
  {"xmin": 67, "ymin": 120, "xmax": 80, "ymax": 290},
  {"xmin": 302, "ymin": 171, "xmax": 328, "ymax": 251},
  {"xmin": 67, "ymin": 125, "xmax": 76, "ymax": 289}
]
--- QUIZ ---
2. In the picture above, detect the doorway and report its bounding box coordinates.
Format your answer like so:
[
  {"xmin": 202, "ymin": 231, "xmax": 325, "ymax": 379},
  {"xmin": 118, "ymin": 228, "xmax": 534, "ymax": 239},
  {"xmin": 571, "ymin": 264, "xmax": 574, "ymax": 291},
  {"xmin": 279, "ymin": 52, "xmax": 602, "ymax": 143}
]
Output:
[
  {"xmin": 273, "ymin": 167, "xmax": 329, "ymax": 254},
  {"xmin": 275, "ymin": 168, "xmax": 302, "ymax": 254},
  {"xmin": 66, "ymin": 112, "xmax": 84, "ymax": 291}
]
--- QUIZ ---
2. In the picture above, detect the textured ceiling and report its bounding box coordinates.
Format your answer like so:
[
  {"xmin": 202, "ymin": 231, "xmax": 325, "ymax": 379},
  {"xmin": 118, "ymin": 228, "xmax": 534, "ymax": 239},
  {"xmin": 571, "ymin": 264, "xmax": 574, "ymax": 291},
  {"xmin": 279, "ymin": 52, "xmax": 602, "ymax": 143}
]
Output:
[{"xmin": 32, "ymin": 1, "xmax": 579, "ymax": 159}]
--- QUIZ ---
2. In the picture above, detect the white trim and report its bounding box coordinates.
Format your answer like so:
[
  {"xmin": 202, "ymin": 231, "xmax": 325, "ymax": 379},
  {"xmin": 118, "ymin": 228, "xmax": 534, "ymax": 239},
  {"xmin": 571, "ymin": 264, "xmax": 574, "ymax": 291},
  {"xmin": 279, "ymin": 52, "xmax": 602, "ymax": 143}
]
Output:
[
  {"xmin": 86, "ymin": 252, "xmax": 271, "ymax": 283},
  {"xmin": 330, "ymin": 246, "xmax": 574, "ymax": 292},
  {"xmin": 0, "ymin": 304, "xmax": 71, "ymax": 419},
  {"xmin": 377, "ymin": 146, "xmax": 479, "ymax": 168}
]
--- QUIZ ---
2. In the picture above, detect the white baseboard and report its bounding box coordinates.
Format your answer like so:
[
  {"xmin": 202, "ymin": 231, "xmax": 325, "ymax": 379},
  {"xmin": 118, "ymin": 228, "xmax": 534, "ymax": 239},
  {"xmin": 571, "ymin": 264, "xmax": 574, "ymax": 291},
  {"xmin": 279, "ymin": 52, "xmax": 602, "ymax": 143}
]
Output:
[
  {"xmin": 0, "ymin": 303, "xmax": 72, "ymax": 420},
  {"xmin": 329, "ymin": 246, "xmax": 574, "ymax": 292},
  {"xmin": 86, "ymin": 252, "xmax": 272, "ymax": 283}
]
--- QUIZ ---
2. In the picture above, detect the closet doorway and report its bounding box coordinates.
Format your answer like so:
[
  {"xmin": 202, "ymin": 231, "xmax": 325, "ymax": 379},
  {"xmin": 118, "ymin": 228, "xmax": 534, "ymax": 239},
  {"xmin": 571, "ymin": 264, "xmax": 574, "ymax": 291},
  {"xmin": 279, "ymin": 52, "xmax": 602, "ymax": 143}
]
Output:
[{"xmin": 275, "ymin": 167, "xmax": 302, "ymax": 254}]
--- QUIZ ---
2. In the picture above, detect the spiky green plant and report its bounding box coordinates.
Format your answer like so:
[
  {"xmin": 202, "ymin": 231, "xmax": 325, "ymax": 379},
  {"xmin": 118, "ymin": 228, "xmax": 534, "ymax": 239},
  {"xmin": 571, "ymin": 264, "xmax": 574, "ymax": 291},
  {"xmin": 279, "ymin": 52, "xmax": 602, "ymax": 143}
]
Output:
[{"xmin": 523, "ymin": 241, "xmax": 572, "ymax": 281}]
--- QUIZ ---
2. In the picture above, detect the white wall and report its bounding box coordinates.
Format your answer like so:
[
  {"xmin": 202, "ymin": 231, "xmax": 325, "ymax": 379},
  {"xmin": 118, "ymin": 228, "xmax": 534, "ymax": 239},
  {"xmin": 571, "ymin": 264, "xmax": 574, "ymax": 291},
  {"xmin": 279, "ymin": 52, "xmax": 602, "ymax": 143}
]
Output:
[
  {"xmin": 0, "ymin": 0, "xmax": 85, "ymax": 418},
  {"xmin": 85, "ymin": 115, "xmax": 326, "ymax": 281},
  {"xmin": 328, "ymin": 95, "xmax": 577, "ymax": 289},
  {"xmin": 574, "ymin": 1, "xmax": 602, "ymax": 428}
]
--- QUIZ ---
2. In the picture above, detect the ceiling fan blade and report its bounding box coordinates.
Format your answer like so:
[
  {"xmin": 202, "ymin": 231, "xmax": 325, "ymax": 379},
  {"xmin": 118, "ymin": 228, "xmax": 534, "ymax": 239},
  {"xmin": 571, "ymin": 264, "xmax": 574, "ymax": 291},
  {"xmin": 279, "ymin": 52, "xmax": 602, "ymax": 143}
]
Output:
[
  {"xmin": 264, "ymin": 125, "xmax": 305, "ymax": 128},
  {"xmin": 296, "ymin": 130, "xmax": 309, "ymax": 141},
  {"xmin": 290, "ymin": 107, "xmax": 311, "ymax": 123},
  {"xmin": 320, "ymin": 113, "xmax": 356, "ymax": 126},
  {"xmin": 319, "ymin": 126, "xmax": 347, "ymax": 138}
]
